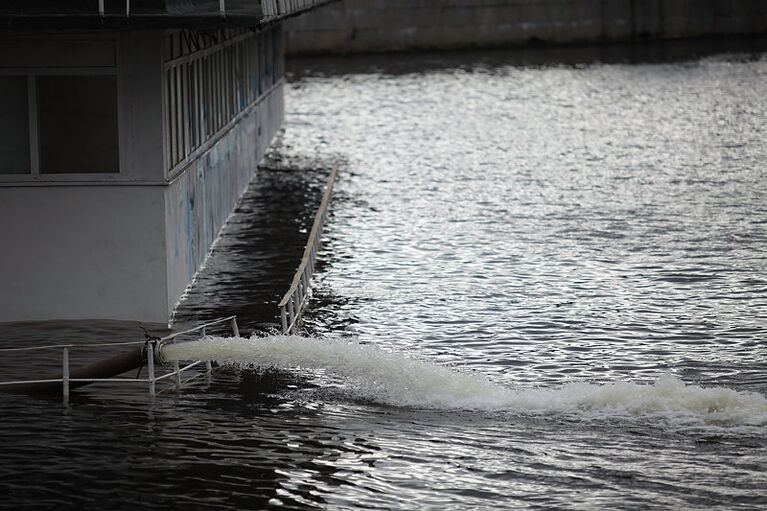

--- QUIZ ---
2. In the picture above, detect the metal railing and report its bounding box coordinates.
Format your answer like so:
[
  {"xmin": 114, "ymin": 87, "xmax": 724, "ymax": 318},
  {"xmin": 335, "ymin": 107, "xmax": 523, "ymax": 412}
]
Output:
[
  {"xmin": 0, "ymin": 316, "xmax": 240, "ymax": 403},
  {"xmin": 278, "ymin": 164, "xmax": 339, "ymax": 334},
  {"xmin": 94, "ymin": 1, "xmax": 333, "ymax": 18}
]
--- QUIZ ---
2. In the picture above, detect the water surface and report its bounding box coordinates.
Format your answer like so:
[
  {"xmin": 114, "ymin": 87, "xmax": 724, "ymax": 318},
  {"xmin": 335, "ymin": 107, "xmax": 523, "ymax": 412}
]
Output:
[{"xmin": 2, "ymin": 43, "xmax": 767, "ymax": 509}]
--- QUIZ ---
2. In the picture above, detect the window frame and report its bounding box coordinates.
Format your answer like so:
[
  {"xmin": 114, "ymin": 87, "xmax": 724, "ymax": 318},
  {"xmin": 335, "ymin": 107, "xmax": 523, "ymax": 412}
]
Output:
[
  {"xmin": 0, "ymin": 34, "xmax": 124, "ymax": 183},
  {"xmin": 162, "ymin": 27, "xmax": 285, "ymax": 180}
]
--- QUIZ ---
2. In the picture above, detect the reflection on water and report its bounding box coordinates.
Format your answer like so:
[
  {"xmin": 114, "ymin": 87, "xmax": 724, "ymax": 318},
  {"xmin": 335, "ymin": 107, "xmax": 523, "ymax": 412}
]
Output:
[{"xmin": 3, "ymin": 39, "xmax": 767, "ymax": 509}]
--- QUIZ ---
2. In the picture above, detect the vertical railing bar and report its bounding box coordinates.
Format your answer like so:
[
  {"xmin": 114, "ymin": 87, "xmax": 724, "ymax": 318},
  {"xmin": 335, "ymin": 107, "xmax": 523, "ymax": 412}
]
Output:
[
  {"xmin": 201, "ymin": 324, "xmax": 211, "ymax": 378},
  {"xmin": 280, "ymin": 306, "xmax": 288, "ymax": 334},
  {"xmin": 147, "ymin": 342, "xmax": 156, "ymax": 396},
  {"xmin": 173, "ymin": 360, "xmax": 181, "ymax": 391},
  {"xmin": 297, "ymin": 279, "xmax": 303, "ymax": 310},
  {"xmin": 62, "ymin": 347, "xmax": 70, "ymax": 403},
  {"xmin": 98, "ymin": 0, "xmax": 105, "ymax": 17},
  {"xmin": 287, "ymin": 297, "xmax": 295, "ymax": 333},
  {"xmin": 231, "ymin": 317, "xmax": 240, "ymax": 337}
]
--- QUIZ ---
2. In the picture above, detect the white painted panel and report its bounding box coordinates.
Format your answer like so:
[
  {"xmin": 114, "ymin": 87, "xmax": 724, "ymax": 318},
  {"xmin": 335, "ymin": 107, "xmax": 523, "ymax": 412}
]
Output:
[{"xmin": 0, "ymin": 186, "xmax": 168, "ymax": 323}]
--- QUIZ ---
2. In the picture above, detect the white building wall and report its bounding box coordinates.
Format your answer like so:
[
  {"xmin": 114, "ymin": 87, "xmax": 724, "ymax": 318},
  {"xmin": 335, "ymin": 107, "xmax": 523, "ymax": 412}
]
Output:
[{"xmin": 0, "ymin": 186, "xmax": 168, "ymax": 323}]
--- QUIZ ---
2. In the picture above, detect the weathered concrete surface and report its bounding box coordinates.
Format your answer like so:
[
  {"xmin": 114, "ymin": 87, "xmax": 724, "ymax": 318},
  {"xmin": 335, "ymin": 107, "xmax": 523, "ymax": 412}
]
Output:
[{"xmin": 285, "ymin": 0, "xmax": 767, "ymax": 54}]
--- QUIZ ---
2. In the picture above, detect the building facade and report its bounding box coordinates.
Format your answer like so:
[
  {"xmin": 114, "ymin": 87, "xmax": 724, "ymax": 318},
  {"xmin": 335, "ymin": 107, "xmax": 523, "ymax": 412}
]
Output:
[{"xmin": 0, "ymin": 1, "xmax": 331, "ymax": 324}]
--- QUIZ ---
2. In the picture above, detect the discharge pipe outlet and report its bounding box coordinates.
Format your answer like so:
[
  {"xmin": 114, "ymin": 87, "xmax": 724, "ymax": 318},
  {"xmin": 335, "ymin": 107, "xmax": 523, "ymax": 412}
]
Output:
[{"xmin": 1, "ymin": 342, "xmax": 165, "ymax": 395}]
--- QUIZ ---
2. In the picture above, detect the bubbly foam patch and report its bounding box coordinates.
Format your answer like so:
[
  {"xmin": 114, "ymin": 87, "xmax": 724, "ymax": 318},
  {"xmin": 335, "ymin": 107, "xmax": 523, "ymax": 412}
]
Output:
[{"xmin": 163, "ymin": 335, "xmax": 767, "ymax": 426}]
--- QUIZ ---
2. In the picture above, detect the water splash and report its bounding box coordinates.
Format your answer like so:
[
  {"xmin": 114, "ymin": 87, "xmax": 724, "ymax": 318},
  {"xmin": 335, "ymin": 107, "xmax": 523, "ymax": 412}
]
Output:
[{"xmin": 163, "ymin": 335, "xmax": 767, "ymax": 427}]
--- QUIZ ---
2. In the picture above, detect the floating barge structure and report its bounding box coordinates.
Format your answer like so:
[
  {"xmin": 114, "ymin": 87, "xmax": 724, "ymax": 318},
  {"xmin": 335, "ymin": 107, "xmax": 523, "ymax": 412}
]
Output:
[{"xmin": 0, "ymin": 1, "xmax": 332, "ymax": 324}]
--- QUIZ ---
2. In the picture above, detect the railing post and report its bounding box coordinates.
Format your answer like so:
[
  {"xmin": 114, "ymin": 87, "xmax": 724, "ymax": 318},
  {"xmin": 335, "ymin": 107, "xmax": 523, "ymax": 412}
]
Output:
[
  {"xmin": 231, "ymin": 317, "xmax": 240, "ymax": 337},
  {"xmin": 297, "ymin": 279, "xmax": 304, "ymax": 309},
  {"xmin": 147, "ymin": 342, "xmax": 156, "ymax": 396},
  {"xmin": 287, "ymin": 297, "xmax": 295, "ymax": 333},
  {"xmin": 62, "ymin": 347, "xmax": 70, "ymax": 403},
  {"xmin": 173, "ymin": 359, "xmax": 181, "ymax": 391},
  {"xmin": 280, "ymin": 306, "xmax": 288, "ymax": 334}
]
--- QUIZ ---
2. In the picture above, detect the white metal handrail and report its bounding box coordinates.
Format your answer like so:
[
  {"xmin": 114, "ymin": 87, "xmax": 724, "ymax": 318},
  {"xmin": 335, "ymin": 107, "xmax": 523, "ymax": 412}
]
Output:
[
  {"xmin": 278, "ymin": 164, "xmax": 339, "ymax": 334},
  {"xmin": 0, "ymin": 316, "xmax": 240, "ymax": 402}
]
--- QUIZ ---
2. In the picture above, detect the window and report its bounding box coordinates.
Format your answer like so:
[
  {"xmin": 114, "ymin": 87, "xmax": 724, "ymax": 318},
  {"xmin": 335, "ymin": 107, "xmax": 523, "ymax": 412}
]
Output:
[
  {"xmin": 37, "ymin": 75, "xmax": 119, "ymax": 174},
  {"xmin": 164, "ymin": 26, "xmax": 284, "ymax": 172},
  {"xmin": 0, "ymin": 77, "xmax": 30, "ymax": 174},
  {"xmin": 0, "ymin": 74, "xmax": 119, "ymax": 176}
]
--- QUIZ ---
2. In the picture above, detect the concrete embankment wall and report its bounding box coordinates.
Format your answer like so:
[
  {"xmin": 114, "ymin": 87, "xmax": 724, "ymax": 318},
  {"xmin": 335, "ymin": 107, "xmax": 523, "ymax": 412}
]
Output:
[{"xmin": 285, "ymin": 0, "xmax": 767, "ymax": 54}]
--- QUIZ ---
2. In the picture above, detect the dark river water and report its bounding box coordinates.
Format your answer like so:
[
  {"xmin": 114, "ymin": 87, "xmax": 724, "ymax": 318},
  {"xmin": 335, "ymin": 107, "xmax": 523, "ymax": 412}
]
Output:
[{"xmin": 2, "ymin": 41, "xmax": 767, "ymax": 509}]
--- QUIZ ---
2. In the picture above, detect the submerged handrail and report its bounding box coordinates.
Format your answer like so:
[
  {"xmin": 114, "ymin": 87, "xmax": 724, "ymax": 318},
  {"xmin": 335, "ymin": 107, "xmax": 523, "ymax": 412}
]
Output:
[
  {"xmin": 278, "ymin": 164, "xmax": 339, "ymax": 334},
  {"xmin": 0, "ymin": 316, "xmax": 240, "ymax": 401}
]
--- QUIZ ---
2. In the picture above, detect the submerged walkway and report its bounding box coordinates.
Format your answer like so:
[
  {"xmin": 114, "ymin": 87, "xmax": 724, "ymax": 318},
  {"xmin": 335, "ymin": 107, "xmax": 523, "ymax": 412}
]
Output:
[{"xmin": 172, "ymin": 157, "xmax": 333, "ymax": 333}]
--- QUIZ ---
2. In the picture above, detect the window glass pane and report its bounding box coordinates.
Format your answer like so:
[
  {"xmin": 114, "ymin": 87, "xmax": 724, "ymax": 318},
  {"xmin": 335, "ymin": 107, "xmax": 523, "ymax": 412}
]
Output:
[
  {"xmin": 0, "ymin": 76, "xmax": 30, "ymax": 174},
  {"xmin": 38, "ymin": 75, "xmax": 119, "ymax": 174}
]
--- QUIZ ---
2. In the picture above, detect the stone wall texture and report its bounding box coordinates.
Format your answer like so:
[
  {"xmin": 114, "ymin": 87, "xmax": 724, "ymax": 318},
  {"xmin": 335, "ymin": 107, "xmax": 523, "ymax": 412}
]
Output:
[{"xmin": 285, "ymin": 0, "xmax": 767, "ymax": 54}]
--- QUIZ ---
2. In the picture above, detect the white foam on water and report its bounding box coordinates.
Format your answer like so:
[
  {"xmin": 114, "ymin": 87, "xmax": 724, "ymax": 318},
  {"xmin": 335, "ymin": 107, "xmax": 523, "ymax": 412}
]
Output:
[{"xmin": 163, "ymin": 335, "xmax": 767, "ymax": 427}]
